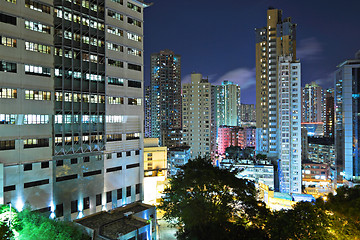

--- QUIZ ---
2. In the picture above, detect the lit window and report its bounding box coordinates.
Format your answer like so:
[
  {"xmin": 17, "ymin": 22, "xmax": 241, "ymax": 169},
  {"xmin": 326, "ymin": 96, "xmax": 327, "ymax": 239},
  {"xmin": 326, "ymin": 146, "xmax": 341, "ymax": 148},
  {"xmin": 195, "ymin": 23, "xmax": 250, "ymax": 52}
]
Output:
[
  {"xmin": 25, "ymin": 20, "xmax": 51, "ymax": 34},
  {"xmin": 24, "ymin": 64, "xmax": 51, "ymax": 77},
  {"xmin": 0, "ymin": 88, "xmax": 17, "ymax": 98},
  {"xmin": 25, "ymin": 0, "xmax": 51, "ymax": 14},
  {"xmin": 25, "ymin": 41, "xmax": 51, "ymax": 54},
  {"xmin": 1, "ymin": 36, "xmax": 16, "ymax": 47}
]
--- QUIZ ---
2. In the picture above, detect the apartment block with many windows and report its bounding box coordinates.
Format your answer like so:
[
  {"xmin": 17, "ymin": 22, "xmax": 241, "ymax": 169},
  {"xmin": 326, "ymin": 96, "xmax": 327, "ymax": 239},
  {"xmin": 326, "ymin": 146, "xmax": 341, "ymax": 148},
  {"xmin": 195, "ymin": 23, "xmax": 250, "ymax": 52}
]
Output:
[
  {"xmin": 277, "ymin": 56, "xmax": 301, "ymax": 193},
  {"xmin": 0, "ymin": 0, "xmax": 149, "ymax": 220},
  {"xmin": 182, "ymin": 73, "xmax": 212, "ymax": 158},
  {"xmin": 150, "ymin": 49, "xmax": 182, "ymax": 147},
  {"xmin": 255, "ymin": 8, "xmax": 297, "ymax": 156}
]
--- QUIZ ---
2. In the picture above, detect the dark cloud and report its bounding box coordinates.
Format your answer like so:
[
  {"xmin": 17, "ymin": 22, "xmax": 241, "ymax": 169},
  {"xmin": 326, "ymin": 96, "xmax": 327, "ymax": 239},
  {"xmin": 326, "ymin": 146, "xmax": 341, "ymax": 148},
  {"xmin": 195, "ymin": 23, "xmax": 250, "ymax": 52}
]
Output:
[
  {"xmin": 312, "ymin": 72, "xmax": 334, "ymax": 88},
  {"xmin": 212, "ymin": 67, "xmax": 256, "ymax": 90},
  {"xmin": 297, "ymin": 37, "xmax": 323, "ymax": 60}
]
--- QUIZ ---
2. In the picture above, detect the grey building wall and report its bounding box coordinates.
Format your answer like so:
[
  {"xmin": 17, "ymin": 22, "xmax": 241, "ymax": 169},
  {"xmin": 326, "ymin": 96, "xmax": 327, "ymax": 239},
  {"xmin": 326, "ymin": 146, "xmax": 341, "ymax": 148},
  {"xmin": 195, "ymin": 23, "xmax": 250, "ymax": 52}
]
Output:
[{"xmin": 0, "ymin": 0, "xmax": 148, "ymax": 220}]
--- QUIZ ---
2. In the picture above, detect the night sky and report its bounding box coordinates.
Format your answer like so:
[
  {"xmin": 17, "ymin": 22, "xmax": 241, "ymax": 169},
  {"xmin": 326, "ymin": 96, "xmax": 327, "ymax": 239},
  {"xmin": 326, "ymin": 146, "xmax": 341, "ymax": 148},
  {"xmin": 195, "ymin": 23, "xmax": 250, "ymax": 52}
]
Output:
[{"xmin": 143, "ymin": 0, "xmax": 360, "ymax": 104}]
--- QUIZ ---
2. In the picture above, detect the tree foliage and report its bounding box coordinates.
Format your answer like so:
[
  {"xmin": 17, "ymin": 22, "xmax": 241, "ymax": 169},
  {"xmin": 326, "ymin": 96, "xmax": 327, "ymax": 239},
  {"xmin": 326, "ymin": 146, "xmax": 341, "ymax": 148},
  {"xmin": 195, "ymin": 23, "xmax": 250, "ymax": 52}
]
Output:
[
  {"xmin": 266, "ymin": 199, "xmax": 360, "ymax": 240},
  {"xmin": 160, "ymin": 157, "xmax": 360, "ymax": 240},
  {"xmin": 0, "ymin": 206, "xmax": 90, "ymax": 240},
  {"xmin": 0, "ymin": 223, "xmax": 13, "ymax": 240},
  {"xmin": 325, "ymin": 185, "xmax": 360, "ymax": 225},
  {"xmin": 160, "ymin": 156, "xmax": 268, "ymax": 240},
  {"xmin": 16, "ymin": 209, "xmax": 90, "ymax": 240}
]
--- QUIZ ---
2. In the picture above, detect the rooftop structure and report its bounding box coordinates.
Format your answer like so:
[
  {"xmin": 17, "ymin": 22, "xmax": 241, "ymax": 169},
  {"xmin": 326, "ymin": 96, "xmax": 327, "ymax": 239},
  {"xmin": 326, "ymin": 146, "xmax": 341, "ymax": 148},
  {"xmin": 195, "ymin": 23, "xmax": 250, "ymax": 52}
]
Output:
[{"xmin": 75, "ymin": 202, "xmax": 156, "ymax": 240}]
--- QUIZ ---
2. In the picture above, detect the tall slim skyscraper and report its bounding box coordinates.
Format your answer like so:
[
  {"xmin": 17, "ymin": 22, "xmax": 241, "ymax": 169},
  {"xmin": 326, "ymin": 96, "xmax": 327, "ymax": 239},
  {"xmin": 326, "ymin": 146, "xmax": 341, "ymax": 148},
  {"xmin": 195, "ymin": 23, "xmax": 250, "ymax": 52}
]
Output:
[
  {"xmin": 301, "ymin": 82, "xmax": 323, "ymax": 123},
  {"xmin": 335, "ymin": 51, "xmax": 360, "ymax": 181},
  {"xmin": 324, "ymin": 88, "xmax": 334, "ymax": 138},
  {"xmin": 144, "ymin": 86, "xmax": 151, "ymax": 138},
  {"xmin": 255, "ymin": 8, "xmax": 297, "ymax": 155},
  {"xmin": 150, "ymin": 50, "xmax": 181, "ymax": 147},
  {"xmin": 182, "ymin": 73, "xmax": 212, "ymax": 158},
  {"xmin": 0, "ymin": 0, "xmax": 149, "ymax": 219},
  {"xmin": 214, "ymin": 81, "xmax": 241, "ymax": 127},
  {"xmin": 277, "ymin": 56, "xmax": 301, "ymax": 193},
  {"xmin": 255, "ymin": 9, "xmax": 300, "ymax": 193}
]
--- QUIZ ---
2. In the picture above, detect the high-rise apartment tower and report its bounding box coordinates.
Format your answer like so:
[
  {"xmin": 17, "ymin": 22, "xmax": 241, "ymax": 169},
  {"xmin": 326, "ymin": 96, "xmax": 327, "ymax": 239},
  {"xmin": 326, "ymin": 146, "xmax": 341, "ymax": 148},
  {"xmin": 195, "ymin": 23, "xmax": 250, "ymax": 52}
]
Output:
[
  {"xmin": 150, "ymin": 49, "xmax": 181, "ymax": 147},
  {"xmin": 301, "ymin": 82, "xmax": 323, "ymax": 123},
  {"xmin": 182, "ymin": 73, "xmax": 212, "ymax": 158},
  {"xmin": 214, "ymin": 81, "xmax": 241, "ymax": 127},
  {"xmin": 255, "ymin": 9, "xmax": 301, "ymax": 193},
  {"xmin": 277, "ymin": 56, "xmax": 301, "ymax": 193},
  {"xmin": 144, "ymin": 86, "xmax": 151, "ymax": 138},
  {"xmin": 324, "ymin": 88, "xmax": 334, "ymax": 138},
  {"xmin": 255, "ymin": 8, "xmax": 297, "ymax": 155},
  {"xmin": 335, "ymin": 51, "xmax": 360, "ymax": 181}
]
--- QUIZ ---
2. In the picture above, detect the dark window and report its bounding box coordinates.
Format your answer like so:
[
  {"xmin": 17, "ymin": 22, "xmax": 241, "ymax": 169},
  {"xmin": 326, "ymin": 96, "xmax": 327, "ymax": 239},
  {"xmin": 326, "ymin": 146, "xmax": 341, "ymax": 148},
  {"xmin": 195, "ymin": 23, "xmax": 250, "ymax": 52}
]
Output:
[
  {"xmin": 71, "ymin": 200, "xmax": 78, "ymax": 213},
  {"xmin": 128, "ymin": 80, "xmax": 141, "ymax": 88},
  {"xmin": 0, "ymin": 61, "xmax": 17, "ymax": 73},
  {"xmin": 24, "ymin": 163, "xmax": 32, "ymax": 171},
  {"xmin": 128, "ymin": 63, "xmax": 141, "ymax": 71},
  {"xmin": 83, "ymin": 197, "xmax": 90, "ymax": 210},
  {"xmin": 96, "ymin": 194, "xmax": 102, "ymax": 206},
  {"xmin": 108, "ymin": 77, "xmax": 124, "ymax": 86},
  {"xmin": 138, "ymin": 233, "xmax": 146, "ymax": 240},
  {"xmin": 55, "ymin": 204, "xmax": 63, "ymax": 217},
  {"xmin": 71, "ymin": 158, "xmax": 77, "ymax": 164},
  {"xmin": 117, "ymin": 152, "xmax": 122, "ymax": 158},
  {"xmin": 24, "ymin": 179, "xmax": 49, "ymax": 188},
  {"xmin": 56, "ymin": 174, "xmax": 77, "ymax": 182},
  {"xmin": 126, "ymin": 151, "xmax": 131, "ymax": 156},
  {"xmin": 0, "ymin": 140, "xmax": 15, "ymax": 150},
  {"xmin": 126, "ymin": 163, "xmax": 140, "ymax": 169},
  {"xmin": 83, "ymin": 156, "xmax": 90, "ymax": 162},
  {"xmin": 4, "ymin": 185, "xmax": 15, "ymax": 192},
  {"xmin": 108, "ymin": 59, "xmax": 123, "ymax": 68},
  {"xmin": 106, "ymin": 166, "xmax": 122, "ymax": 173},
  {"xmin": 41, "ymin": 161, "xmax": 49, "ymax": 168},
  {"xmin": 127, "ymin": 2, "xmax": 141, "ymax": 13},
  {"xmin": 83, "ymin": 170, "xmax": 101, "ymax": 177},
  {"xmin": 135, "ymin": 150, "xmax": 140, "ymax": 155},
  {"xmin": 126, "ymin": 186, "xmax": 131, "ymax": 197},
  {"xmin": 128, "ymin": 97, "xmax": 140, "ymax": 105},
  {"xmin": 56, "ymin": 160, "xmax": 63, "ymax": 166},
  {"xmin": 127, "ymin": 17, "xmax": 141, "ymax": 27},
  {"xmin": 136, "ymin": 184, "xmax": 140, "ymax": 194},
  {"xmin": 0, "ymin": 13, "xmax": 16, "ymax": 25},
  {"xmin": 106, "ymin": 191, "xmax": 112, "ymax": 203},
  {"xmin": 117, "ymin": 189, "xmax": 122, "ymax": 200},
  {"xmin": 106, "ymin": 153, "xmax": 112, "ymax": 159},
  {"xmin": 25, "ymin": 0, "xmax": 51, "ymax": 14}
]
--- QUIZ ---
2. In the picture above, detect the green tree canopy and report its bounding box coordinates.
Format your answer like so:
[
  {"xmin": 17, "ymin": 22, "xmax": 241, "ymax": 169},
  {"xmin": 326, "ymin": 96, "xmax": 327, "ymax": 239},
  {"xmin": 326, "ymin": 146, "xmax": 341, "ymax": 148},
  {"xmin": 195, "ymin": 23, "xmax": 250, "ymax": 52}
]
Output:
[
  {"xmin": 0, "ymin": 206, "xmax": 90, "ymax": 240},
  {"xmin": 160, "ymin": 156, "xmax": 268, "ymax": 240},
  {"xmin": 325, "ymin": 185, "xmax": 360, "ymax": 226},
  {"xmin": 266, "ymin": 192, "xmax": 360, "ymax": 240},
  {"xmin": 16, "ymin": 209, "xmax": 90, "ymax": 240}
]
